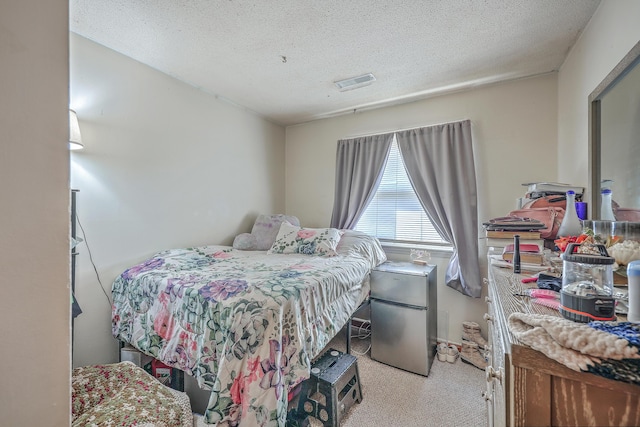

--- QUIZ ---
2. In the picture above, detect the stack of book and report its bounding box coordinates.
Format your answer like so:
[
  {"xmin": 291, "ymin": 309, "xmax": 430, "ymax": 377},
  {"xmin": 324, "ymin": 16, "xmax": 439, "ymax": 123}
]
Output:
[
  {"xmin": 484, "ymin": 229, "xmax": 544, "ymax": 250},
  {"xmin": 501, "ymin": 242, "xmax": 544, "ymax": 265}
]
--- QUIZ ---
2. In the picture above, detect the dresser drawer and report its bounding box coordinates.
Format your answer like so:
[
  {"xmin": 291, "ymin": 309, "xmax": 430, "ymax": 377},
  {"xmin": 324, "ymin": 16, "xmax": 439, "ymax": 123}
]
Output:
[{"xmin": 486, "ymin": 286, "xmax": 506, "ymax": 427}]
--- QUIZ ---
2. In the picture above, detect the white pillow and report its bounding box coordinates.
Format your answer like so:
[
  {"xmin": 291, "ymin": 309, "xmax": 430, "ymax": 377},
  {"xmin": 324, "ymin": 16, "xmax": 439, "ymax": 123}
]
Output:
[{"xmin": 267, "ymin": 222, "xmax": 343, "ymax": 256}]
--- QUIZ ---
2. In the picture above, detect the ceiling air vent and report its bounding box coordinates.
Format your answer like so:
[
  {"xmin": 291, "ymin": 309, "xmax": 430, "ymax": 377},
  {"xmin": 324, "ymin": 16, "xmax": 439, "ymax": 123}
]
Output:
[{"xmin": 334, "ymin": 73, "xmax": 376, "ymax": 91}]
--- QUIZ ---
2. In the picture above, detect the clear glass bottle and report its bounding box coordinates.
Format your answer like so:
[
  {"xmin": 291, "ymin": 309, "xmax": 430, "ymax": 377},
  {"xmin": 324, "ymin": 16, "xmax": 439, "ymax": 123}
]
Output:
[
  {"xmin": 557, "ymin": 190, "xmax": 583, "ymax": 237},
  {"xmin": 600, "ymin": 188, "xmax": 616, "ymax": 220}
]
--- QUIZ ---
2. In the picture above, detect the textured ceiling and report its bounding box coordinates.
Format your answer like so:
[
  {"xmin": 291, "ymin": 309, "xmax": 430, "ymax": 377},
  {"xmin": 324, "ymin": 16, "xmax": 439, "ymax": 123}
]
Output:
[{"xmin": 70, "ymin": 0, "xmax": 601, "ymax": 126}]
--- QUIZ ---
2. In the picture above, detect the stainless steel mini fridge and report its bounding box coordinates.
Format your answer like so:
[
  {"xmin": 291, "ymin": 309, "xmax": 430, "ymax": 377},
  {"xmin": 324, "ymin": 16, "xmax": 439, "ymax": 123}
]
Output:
[{"xmin": 370, "ymin": 261, "xmax": 437, "ymax": 376}]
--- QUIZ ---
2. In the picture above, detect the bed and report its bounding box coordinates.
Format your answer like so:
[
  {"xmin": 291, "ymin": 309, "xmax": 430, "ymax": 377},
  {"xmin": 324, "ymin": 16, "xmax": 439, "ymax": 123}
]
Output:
[{"xmin": 111, "ymin": 228, "xmax": 386, "ymax": 427}]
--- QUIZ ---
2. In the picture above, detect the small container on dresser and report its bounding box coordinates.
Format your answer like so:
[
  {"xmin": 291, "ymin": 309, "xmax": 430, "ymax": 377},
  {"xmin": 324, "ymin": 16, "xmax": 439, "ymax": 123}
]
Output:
[{"xmin": 369, "ymin": 261, "xmax": 437, "ymax": 376}]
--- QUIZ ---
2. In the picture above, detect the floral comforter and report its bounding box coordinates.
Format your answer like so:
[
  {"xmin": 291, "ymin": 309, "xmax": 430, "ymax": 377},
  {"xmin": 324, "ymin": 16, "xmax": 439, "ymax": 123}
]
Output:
[{"xmin": 112, "ymin": 231, "xmax": 386, "ymax": 427}]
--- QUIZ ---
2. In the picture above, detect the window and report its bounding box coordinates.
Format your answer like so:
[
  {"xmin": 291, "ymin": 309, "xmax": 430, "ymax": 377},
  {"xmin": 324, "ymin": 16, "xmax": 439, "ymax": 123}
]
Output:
[{"xmin": 354, "ymin": 137, "xmax": 447, "ymax": 244}]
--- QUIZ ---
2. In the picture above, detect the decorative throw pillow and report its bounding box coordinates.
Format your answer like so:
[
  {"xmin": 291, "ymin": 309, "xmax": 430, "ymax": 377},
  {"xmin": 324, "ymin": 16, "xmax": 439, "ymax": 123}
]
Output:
[
  {"xmin": 267, "ymin": 222, "xmax": 343, "ymax": 256},
  {"xmin": 232, "ymin": 233, "xmax": 258, "ymax": 250},
  {"xmin": 250, "ymin": 214, "xmax": 300, "ymax": 250}
]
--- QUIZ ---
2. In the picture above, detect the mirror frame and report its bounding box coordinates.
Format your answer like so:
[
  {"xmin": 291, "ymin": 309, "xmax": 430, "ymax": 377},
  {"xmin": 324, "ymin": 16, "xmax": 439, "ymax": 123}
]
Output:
[{"xmin": 589, "ymin": 40, "xmax": 640, "ymax": 219}]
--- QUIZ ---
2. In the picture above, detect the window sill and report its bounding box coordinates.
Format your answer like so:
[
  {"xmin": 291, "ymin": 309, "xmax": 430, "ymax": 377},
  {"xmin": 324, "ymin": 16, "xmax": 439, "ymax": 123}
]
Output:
[{"xmin": 380, "ymin": 241, "xmax": 454, "ymax": 255}]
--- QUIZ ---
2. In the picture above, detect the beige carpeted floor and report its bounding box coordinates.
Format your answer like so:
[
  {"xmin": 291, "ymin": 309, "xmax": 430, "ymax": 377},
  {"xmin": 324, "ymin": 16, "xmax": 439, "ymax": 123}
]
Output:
[
  {"xmin": 320, "ymin": 328, "xmax": 488, "ymax": 427},
  {"xmin": 194, "ymin": 327, "xmax": 488, "ymax": 427}
]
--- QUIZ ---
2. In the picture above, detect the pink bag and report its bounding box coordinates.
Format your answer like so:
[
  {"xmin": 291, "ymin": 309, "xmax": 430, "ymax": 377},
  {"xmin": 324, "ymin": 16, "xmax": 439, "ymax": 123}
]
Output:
[{"xmin": 508, "ymin": 207, "xmax": 565, "ymax": 240}]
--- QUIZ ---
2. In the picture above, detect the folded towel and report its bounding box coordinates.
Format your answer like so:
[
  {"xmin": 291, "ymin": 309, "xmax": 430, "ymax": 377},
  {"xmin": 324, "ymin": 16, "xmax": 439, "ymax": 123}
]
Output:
[{"xmin": 508, "ymin": 313, "xmax": 640, "ymax": 385}]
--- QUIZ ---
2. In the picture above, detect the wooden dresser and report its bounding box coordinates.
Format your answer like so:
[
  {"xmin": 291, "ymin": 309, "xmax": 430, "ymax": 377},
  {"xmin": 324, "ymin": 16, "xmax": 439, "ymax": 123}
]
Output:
[{"xmin": 485, "ymin": 263, "xmax": 640, "ymax": 427}]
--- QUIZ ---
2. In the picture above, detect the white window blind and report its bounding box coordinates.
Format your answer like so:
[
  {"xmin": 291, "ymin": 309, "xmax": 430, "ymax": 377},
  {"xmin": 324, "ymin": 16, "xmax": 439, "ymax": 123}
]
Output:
[{"xmin": 354, "ymin": 137, "xmax": 447, "ymax": 244}]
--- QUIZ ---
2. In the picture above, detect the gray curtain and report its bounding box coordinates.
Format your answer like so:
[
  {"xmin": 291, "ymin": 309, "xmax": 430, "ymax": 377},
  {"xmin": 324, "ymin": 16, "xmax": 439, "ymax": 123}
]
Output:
[
  {"xmin": 330, "ymin": 133, "xmax": 394, "ymax": 229},
  {"xmin": 396, "ymin": 120, "xmax": 481, "ymax": 298}
]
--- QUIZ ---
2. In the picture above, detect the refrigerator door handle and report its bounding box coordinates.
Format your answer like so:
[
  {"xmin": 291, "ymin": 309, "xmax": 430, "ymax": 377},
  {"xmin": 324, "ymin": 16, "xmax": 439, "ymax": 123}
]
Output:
[{"xmin": 370, "ymin": 298, "xmax": 427, "ymax": 311}]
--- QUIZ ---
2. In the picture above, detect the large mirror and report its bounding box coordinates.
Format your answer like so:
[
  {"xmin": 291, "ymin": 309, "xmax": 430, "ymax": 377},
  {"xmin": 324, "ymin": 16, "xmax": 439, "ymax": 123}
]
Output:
[{"xmin": 589, "ymin": 40, "xmax": 640, "ymax": 220}]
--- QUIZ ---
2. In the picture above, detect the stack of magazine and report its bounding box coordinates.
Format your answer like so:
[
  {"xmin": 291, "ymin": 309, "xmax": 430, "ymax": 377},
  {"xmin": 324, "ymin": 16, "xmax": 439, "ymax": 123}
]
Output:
[
  {"xmin": 482, "ymin": 217, "xmax": 545, "ymax": 250},
  {"xmin": 523, "ymin": 182, "xmax": 584, "ymax": 200}
]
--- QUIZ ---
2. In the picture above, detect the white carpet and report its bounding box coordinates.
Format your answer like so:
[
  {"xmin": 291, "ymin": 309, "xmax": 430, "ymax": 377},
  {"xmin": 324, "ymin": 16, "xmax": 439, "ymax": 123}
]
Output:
[
  {"xmin": 193, "ymin": 328, "xmax": 488, "ymax": 427},
  {"xmin": 333, "ymin": 330, "xmax": 488, "ymax": 427}
]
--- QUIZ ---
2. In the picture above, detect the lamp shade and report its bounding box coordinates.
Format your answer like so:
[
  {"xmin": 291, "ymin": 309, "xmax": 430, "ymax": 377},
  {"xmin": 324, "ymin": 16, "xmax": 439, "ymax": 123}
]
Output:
[{"xmin": 69, "ymin": 109, "xmax": 84, "ymax": 150}]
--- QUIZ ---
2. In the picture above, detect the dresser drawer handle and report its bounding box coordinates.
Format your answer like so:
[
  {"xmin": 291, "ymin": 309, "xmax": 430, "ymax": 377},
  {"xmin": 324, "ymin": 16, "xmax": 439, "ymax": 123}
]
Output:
[
  {"xmin": 485, "ymin": 296, "xmax": 492, "ymax": 304},
  {"xmin": 483, "ymin": 313, "xmax": 493, "ymax": 323},
  {"xmin": 482, "ymin": 390, "xmax": 492, "ymax": 402}
]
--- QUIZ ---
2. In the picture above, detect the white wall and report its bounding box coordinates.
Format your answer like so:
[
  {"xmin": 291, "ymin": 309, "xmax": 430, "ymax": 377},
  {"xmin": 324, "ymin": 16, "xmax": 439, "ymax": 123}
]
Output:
[
  {"xmin": 285, "ymin": 74, "xmax": 558, "ymax": 342},
  {"xmin": 558, "ymin": 0, "xmax": 640, "ymax": 199},
  {"xmin": 67, "ymin": 0, "xmax": 640, "ymax": 372},
  {"xmin": 70, "ymin": 34, "xmax": 286, "ymax": 367},
  {"xmin": 0, "ymin": 1, "xmax": 70, "ymax": 425}
]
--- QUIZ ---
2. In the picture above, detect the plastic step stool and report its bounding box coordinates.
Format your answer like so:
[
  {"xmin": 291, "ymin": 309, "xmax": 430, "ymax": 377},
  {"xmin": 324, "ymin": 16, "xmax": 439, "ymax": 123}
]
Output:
[{"xmin": 295, "ymin": 348, "xmax": 362, "ymax": 427}]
